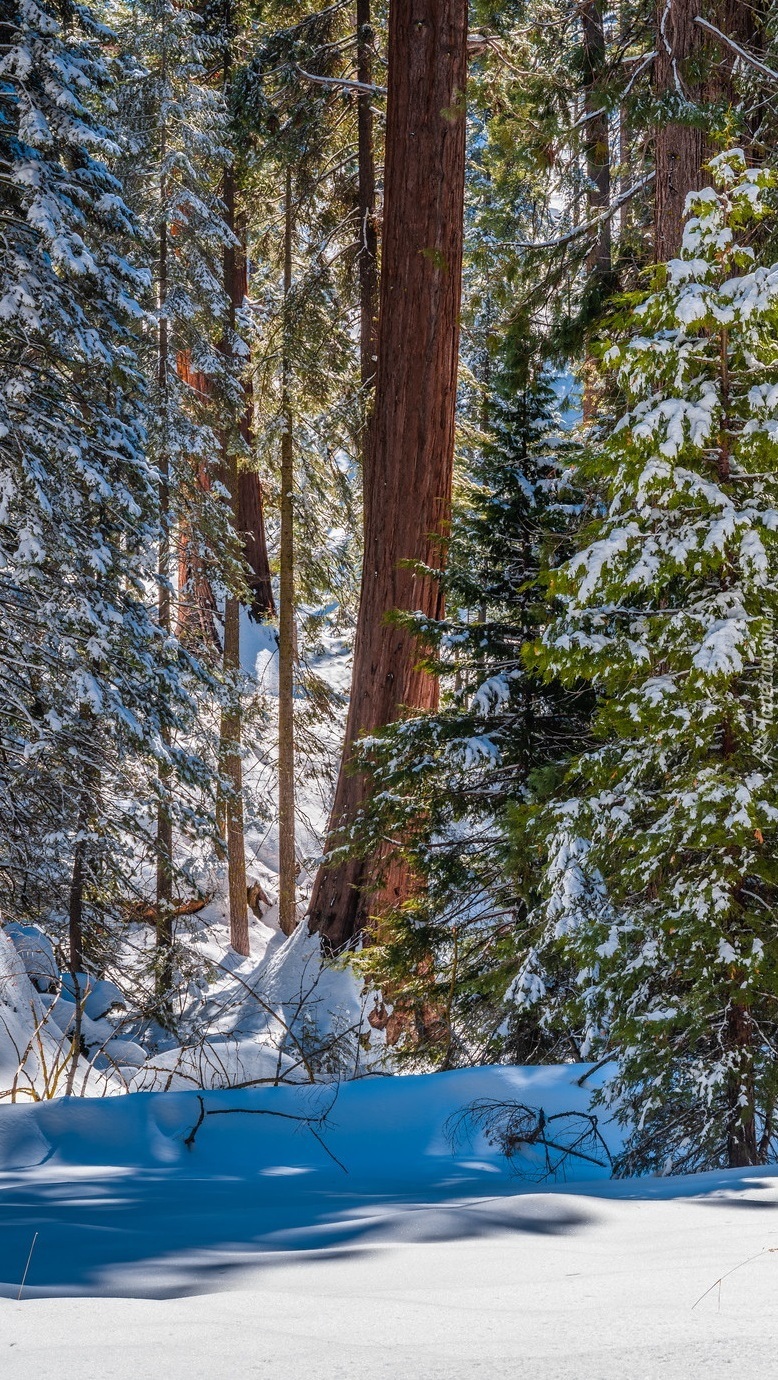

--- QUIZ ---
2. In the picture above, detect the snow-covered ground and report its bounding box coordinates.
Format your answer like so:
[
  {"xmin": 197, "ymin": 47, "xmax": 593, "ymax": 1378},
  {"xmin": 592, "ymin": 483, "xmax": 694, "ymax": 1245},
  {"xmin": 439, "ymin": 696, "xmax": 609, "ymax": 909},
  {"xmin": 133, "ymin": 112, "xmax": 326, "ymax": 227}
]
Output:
[
  {"xmin": 0, "ymin": 614, "xmax": 365, "ymax": 1098},
  {"xmin": 2, "ymin": 614, "xmax": 776, "ymax": 1377},
  {"xmin": 1, "ymin": 1064, "xmax": 777, "ymax": 1379}
]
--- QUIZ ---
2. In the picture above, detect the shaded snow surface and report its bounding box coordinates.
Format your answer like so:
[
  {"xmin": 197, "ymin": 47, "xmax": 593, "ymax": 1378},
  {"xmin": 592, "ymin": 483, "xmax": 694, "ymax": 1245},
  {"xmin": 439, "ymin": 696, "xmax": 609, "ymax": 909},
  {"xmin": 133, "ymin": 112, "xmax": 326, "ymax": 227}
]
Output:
[{"xmin": 1, "ymin": 1064, "xmax": 777, "ymax": 1378}]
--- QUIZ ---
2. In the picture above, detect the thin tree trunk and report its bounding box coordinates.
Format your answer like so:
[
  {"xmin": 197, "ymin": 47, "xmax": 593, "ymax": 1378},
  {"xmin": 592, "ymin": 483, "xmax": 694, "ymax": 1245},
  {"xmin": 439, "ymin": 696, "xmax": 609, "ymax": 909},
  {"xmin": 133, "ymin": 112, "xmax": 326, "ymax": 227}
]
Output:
[
  {"xmin": 307, "ymin": 0, "xmax": 469, "ymax": 950},
  {"xmin": 725, "ymin": 999, "xmax": 758, "ymax": 1166},
  {"xmin": 68, "ymin": 726, "xmax": 97, "ymax": 978},
  {"xmin": 68, "ymin": 835, "xmax": 85, "ymax": 976},
  {"xmin": 156, "ymin": 121, "xmax": 174, "ymax": 997},
  {"xmin": 581, "ymin": 0, "xmax": 612, "ymax": 421},
  {"xmin": 715, "ymin": 317, "xmax": 757, "ymax": 1166},
  {"xmin": 356, "ymin": 0, "xmax": 379, "ymax": 413},
  {"xmin": 278, "ymin": 166, "xmax": 297, "ymax": 938},
  {"xmin": 236, "ymin": 211, "xmax": 275, "ymax": 621},
  {"xmin": 581, "ymin": 0, "xmax": 611, "ymax": 280},
  {"xmin": 220, "ymin": 152, "xmax": 249, "ymax": 958}
]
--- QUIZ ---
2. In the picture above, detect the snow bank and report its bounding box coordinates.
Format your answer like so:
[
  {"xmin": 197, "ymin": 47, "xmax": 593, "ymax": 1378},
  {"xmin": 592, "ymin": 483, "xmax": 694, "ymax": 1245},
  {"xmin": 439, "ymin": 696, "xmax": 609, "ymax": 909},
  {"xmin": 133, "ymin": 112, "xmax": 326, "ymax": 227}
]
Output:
[
  {"xmin": 0, "ymin": 1062, "xmax": 610, "ymax": 1184},
  {"xmin": 0, "ymin": 926, "xmax": 64, "ymax": 1098},
  {"xmin": 1, "ymin": 1064, "xmax": 777, "ymax": 1380}
]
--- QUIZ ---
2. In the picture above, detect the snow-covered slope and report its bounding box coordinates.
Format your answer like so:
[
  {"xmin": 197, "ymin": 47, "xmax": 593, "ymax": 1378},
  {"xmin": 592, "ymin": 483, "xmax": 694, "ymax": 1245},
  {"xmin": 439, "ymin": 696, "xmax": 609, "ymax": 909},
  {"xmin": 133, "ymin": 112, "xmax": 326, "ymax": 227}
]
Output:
[{"xmin": 1, "ymin": 1065, "xmax": 777, "ymax": 1378}]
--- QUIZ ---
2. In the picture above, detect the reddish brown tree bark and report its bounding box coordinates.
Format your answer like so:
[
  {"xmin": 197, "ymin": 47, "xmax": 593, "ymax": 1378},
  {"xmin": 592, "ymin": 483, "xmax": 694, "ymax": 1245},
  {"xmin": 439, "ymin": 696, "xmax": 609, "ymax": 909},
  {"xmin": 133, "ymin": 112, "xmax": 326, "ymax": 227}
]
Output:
[
  {"xmin": 238, "ymin": 470, "xmax": 274, "ymax": 619},
  {"xmin": 307, "ymin": 0, "xmax": 469, "ymax": 950},
  {"xmin": 654, "ymin": 0, "xmax": 760, "ymax": 260},
  {"xmin": 173, "ymin": 357, "xmax": 220, "ymax": 651},
  {"xmin": 175, "ymin": 222, "xmax": 275, "ymax": 635},
  {"xmin": 278, "ymin": 165, "xmax": 297, "ymax": 939},
  {"xmin": 653, "ymin": 0, "xmax": 704, "ymax": 260}
]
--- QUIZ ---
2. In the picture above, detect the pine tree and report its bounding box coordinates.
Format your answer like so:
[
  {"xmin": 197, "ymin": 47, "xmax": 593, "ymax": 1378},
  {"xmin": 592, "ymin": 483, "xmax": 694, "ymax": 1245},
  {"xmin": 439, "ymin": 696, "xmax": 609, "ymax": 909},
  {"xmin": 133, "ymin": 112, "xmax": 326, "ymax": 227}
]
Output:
[
  {"xmin": 0, "ymin": 0, "xmax": 222, "ymax": 1002},
  {"xmin": 114, "ymin": 0, "xmax": 247, "ymax": 978},
  {"xmin": 349, "ymin": 334, "xmax": 587, "ymax": 1061},
  {"xmin": 235, "ymin": 0, "xmax": 369, "ymax": 936},
  {"xmin": 524, "ymin": 152, "xmax": 778, "ymax": 1171}
]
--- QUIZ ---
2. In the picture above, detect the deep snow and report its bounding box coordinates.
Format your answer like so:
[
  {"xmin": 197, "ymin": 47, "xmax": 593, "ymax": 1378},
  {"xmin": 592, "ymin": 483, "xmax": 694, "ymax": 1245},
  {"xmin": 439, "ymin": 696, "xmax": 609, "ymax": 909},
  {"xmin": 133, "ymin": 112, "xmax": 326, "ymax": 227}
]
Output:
[{"xmin": 1, "ymin": 1064, "xmax": 777, "ymax": 1379}]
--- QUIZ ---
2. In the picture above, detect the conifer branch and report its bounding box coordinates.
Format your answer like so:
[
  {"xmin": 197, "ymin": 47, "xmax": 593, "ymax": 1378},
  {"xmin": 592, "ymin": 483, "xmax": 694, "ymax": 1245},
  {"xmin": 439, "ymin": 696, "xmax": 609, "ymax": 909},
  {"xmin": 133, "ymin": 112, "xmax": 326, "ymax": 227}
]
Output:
[
  {"xmin": 694, "ymin": 17, "xmax": 778, "ymax": 86},
  {"xmin": 296, "ymin": 65, "xmax": 387, "ymax": 96},
  {"xmin": 510, "ymin": 173, "xmax": 654, "ymax": 250}
]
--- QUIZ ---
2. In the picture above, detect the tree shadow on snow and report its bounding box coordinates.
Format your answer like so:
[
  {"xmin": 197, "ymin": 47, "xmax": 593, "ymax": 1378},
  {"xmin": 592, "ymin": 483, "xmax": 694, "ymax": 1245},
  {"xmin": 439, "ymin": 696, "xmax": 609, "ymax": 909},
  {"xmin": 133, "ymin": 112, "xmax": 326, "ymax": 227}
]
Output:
[{"xmin": 0, "ymin": 1168, "xmax": 599, "ymax": 1300}]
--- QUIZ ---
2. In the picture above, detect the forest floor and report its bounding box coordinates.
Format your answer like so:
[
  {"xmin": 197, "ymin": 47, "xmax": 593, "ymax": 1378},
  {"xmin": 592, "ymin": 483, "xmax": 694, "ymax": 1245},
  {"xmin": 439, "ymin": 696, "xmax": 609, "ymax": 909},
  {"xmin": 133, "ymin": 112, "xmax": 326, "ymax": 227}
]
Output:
[{"xmin": 0, "ymin": 1064, "xmax": 776, "ymax": 1378}]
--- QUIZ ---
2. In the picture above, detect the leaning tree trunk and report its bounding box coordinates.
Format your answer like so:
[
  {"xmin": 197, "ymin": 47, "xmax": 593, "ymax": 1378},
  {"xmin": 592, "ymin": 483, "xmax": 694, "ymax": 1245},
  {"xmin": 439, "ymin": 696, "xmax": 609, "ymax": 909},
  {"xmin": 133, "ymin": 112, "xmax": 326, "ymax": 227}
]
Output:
[{"xmin": 307, "ymin": 0, "xmax": 468, "ymax": 950}]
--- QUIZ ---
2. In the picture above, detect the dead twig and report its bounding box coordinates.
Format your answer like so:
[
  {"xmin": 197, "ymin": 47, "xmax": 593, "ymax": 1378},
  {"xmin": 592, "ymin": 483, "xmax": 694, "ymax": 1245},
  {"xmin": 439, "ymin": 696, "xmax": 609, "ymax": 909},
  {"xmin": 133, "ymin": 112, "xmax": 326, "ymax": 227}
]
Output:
[{"xmin": 182, "ymin": 1087, "xmax": 347, "ymax": 1172}]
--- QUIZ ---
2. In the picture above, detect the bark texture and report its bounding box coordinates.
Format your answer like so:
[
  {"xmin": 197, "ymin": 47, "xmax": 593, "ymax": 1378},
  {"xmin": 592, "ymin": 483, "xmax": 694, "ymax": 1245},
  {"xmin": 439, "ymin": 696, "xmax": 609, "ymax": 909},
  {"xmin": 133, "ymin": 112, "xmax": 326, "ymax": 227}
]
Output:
[
  {"xmin": 654, "ymin": 0, "xmax": 760, "ymax": 260},
  {"xmin": 156, "ymin": 185, "xmax": 174, "ymax": 992},
  {"xmin": 581, "ymin": 0, "xmax": 611, "ymax": 279},
  {"xmin": 356, "ymin": 0, "xmax": 379, "ymax": 404},
  {"xmin": 219, "ymin": 159, "xmax": 249, "ymax": 958},
  {"xmin": 307, "ymin": 0, "xmax": 468, "ymax": 950},
  {"xmin": 725, "ymin": 1000, "xmax": 758, "ymax": 1166},
  {"xmin": 581, "ymin": 0, "xmax": 612, "ymax": 422},
  {"xmin": 235, "ymin": 212, "xmax": 275, "ymax": 621},
  {"xmin": 653, "ymin": 0, "xmax": 704, "ymax": 260},
  {"xmin": 278, "ymin": 167, "xmax": 297, "ymax": 938}
]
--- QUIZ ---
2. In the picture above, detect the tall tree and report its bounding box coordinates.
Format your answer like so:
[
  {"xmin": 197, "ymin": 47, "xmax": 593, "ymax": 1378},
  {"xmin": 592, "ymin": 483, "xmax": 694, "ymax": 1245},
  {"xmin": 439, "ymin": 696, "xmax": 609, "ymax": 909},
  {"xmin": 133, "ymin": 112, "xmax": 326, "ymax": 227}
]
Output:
[
  {"xmin": 524, "ymin": 154, "xmax": 778, "ymax": 1172},
  {"xmin": 653, "ymin": 0, "xmax": 762, "ymax": 260},
  {"xmin": 308, "ymin": 0, "xmax": 469, "ymax": 949},
  {"xmin": 581, "ymin": 0, "xmax": 612, "ymax": 283},
  {"xmin": 356, "ymin": 0, "xmax": 379, "ymax": 412},
  {"xmin": 277, "ymin": 165, "xmax": 297, "ymax": 937},
  {"xmin": 653, "ymin": 0, "xmax": 704, "ymax": 260},
  {"xmin": 0, "ymin": 0, "xmax": 215, "ymax": 974},
  {"xmin": 219, "ymin": 149, "xmax": 250, "ymax": 957}
]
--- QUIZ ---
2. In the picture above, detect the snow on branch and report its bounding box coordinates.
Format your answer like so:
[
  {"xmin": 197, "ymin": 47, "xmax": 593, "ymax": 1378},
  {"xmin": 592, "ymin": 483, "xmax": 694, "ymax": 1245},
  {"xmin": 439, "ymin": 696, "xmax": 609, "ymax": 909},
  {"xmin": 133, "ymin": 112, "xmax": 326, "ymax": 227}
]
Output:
[
  {"xmin": 510, "ymin": 173, "xmax": 655, "ymax": 252},
  {"xmin": 296, "ymin": 65, "xmax": 387, "ymax": 96},
  {"xmin": 694, "ymin": 17, "xmax": 778, "ymax": 86}
]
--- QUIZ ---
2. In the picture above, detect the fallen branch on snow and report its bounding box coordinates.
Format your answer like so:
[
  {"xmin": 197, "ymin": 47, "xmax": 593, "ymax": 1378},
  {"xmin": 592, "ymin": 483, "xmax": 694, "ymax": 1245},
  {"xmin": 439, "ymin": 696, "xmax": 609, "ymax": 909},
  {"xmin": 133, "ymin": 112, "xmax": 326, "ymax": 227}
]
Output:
[{"xmin": 182, "ymin": 1088, "xmax": 348, "ymax": 1173}]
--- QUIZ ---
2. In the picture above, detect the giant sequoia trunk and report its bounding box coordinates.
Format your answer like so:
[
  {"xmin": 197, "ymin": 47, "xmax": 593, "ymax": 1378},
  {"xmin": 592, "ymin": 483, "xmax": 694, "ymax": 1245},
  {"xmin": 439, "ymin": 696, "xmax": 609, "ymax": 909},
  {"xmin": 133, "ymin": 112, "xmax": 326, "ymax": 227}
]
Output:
[{"xmin": 307, "ymin": 0, "xmax": 468, "ymax": 950}]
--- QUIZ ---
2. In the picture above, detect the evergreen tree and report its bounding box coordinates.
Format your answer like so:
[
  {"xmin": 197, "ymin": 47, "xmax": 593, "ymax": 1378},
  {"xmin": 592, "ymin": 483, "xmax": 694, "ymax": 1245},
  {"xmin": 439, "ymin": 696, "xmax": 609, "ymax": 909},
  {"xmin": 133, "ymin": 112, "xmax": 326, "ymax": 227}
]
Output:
[
  {"xmin": 114, "ymin": 0, "xmax": 248, "ymax": 976},
  {"xmin": 350, "ymin": 339, "xmax": 587, "ymax": 1062},
  {"xmin": 0, "ymin": 0, "xmax": 217, "ymax": 983},
  {"xmin": 522, "ymin": 152, "xmax": 778, "ymax": 1171}
]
